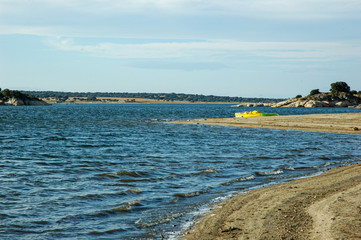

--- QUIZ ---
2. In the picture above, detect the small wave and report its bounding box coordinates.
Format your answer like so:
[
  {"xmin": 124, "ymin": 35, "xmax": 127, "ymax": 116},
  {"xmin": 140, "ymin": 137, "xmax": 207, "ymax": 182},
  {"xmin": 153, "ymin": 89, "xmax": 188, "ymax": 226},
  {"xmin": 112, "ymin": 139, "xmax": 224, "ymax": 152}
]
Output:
[
  {"xmin": 41, "ymin": 154, "xmax": 61, "ymax": 159},
  {"xmin": 127, "ymin": 188, "xmax": 142, "ymax": 194},
  {"xmin": 77, "ymin": 144, "xmax": 97, "ymax": 148},
  {"xmin": 255, "ymin": 169, "xmax": 283, "ymax": 176},
  {"xmin": 44, "ymin": 136, "xmax": 67, "ymax": 141},
  {"xmin": 305, "ymin": 147, "xmax": 322, "ymax": 151},
  {"xmin": 169, "ymin": 197, "xmax": 179, "ymax": 204},
  {"xmin": 118, "ymin": 178, "xmax": 156, "ymax": 183},
  {"xmin": 321, "ymin": 162, "xmax": 337, "ymax": 167},
  {"xmin": 135, "ymin": 212, "xmax": 185, "ymax": 228},
  {"xmin": 60, "ymin": 200, "xmax": 142, "ymax": 222},
  {"xmin": 282, "ymin": 166, "xmax": 295, "ymax": 170},
  {"xmin": 255, "ymin": 156, "xmax": 276, "ymax": 160},
  {"xmin": 170, "ymin": 169, "xmax": 217, "ymax": 179},
  {"xmin": 89, "ymin": 228, "xmax": 125, "ymax": 235},
  {"xmin": 71, "ymin": 191, "xmax": 126, "ymax": 200},
  {"xmin": 101, "ymin": 200, "xmax": 141, "ymax": 214},
  {"xmin": 201, "ymin": 168, "xmax": 217, "ymax": 174},
  {"xmin": 174, "ymin": 189, "xmax": 210, "ymax": 198},
  {"xmin": 31, "ymin": 220, "xmax": 50, "ymax": 225},
  {"xmin": 94, "ymin": 171, "xmax": 145, "ymax": 179},
  {"xmin": 222, "ymin": 175, "xmax": 255, "ymax": 186}
]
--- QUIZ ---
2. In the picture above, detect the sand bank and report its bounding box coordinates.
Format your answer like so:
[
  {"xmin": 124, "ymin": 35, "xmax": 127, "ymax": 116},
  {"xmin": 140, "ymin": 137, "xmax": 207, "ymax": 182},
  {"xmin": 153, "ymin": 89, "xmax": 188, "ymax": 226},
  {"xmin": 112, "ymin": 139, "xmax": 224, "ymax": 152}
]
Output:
[
  {"xmin": 181, "ymin": 163, "xmax": 361, "ymax": 240},
  {"xmin": 173, "ymin": 112, "xmax": 361, "ymax": 135},
  {"xmin": 175, "ymin": 113, "xmax": 361, "ymax": 239}
]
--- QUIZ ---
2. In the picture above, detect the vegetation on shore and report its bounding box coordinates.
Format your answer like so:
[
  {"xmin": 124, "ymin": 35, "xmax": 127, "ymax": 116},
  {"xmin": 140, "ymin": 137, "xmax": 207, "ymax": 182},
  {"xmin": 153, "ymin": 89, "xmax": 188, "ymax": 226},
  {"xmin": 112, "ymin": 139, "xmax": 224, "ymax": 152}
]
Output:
[
  {"xmin": 296, "ymin": 81, "xmax": 361, "ymax": 99},
  {"xmin": 23, "ymin": 91, "xmax": 284, "ymax": 104},
  {"xmin": 274, "ymin": 82, "xmax": 361, "ymax": 108},
  {"xmin": 0, "ymin": 88, "xmax": 48, "ymax": 106}
]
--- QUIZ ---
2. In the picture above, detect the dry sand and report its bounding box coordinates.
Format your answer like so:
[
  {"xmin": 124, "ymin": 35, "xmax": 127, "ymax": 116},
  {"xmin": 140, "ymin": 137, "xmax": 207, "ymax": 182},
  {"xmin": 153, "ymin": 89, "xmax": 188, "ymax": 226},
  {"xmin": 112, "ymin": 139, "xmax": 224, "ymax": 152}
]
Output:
[{"xmin": 173, "ymin": 113, "xmax": 361, "ymax": 239}]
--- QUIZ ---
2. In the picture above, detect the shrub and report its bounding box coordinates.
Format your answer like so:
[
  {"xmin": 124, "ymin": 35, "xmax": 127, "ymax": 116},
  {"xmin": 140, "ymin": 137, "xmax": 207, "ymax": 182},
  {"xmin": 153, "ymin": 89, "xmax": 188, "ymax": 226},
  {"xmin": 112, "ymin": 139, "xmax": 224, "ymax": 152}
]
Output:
[
  {"xmin": 309, "ymin": 89, "xmax": 320, "ymax": 95},
  {"xmin": 295, "ymin": 94, "xmax": 302, "ymax": 98},
  {"xmin": 330, "ymin": 82, "xmax": 350, "ymax": 94}
]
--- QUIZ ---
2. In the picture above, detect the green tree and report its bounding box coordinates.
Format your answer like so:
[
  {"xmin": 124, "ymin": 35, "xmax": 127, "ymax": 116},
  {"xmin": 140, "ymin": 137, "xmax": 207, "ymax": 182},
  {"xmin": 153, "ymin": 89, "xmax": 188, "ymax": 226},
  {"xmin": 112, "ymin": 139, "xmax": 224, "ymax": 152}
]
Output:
[
  {"xmin": 330, "ymin": 82, "xmax": 350, "ymax": 94},
  {"xmin": 2, "ymin": 89, "xmax": 10, "ymax": 98},
  {"xmin": 309, "ymin": 89, "xmax": 320, "ymax": 95}
]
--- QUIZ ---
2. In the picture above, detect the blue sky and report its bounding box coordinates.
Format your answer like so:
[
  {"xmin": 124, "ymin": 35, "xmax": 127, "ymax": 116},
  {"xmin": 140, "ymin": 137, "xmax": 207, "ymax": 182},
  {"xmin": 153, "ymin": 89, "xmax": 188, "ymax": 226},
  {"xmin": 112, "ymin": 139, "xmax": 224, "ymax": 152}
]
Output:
[{"xmin": 1, "ymin": 0, "xmax": 361, "ymax": 98}]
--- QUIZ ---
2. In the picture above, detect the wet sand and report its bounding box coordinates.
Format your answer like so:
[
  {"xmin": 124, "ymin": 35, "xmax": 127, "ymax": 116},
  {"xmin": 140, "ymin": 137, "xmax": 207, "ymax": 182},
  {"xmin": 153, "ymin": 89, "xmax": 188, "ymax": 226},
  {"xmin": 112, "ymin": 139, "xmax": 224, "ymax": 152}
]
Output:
[{"xmin": 174, "ymin": 113, "xmax": 361, "ymax": 239}]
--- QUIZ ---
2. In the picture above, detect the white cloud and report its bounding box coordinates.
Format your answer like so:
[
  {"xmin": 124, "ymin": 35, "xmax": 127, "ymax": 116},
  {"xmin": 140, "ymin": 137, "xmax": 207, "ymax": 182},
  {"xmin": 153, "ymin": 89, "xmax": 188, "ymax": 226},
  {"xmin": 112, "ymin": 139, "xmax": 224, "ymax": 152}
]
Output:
[
  {"xmin": 47, "ymin": 38, "xmax": 361, "ymax": 62},
  {"xmin": 1, "ymin": 0, "xmax": 361, "ymax": 37}
]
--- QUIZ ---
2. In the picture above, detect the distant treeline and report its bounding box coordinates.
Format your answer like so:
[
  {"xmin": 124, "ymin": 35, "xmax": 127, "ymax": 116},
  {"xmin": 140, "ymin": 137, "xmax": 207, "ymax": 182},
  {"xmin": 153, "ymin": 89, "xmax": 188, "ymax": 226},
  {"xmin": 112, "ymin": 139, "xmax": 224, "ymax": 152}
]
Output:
[{"xmin": 24, "ymin": 91, "xmax": 284, "ymax": 103}]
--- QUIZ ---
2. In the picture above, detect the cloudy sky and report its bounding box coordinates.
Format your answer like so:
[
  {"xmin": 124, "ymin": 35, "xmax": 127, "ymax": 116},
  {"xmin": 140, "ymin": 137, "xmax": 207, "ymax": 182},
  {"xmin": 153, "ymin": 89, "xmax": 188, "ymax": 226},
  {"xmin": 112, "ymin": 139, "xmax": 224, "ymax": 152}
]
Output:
[{"xmin": 1, "ymin": 0, "xmax": 361, "ymax": 98}]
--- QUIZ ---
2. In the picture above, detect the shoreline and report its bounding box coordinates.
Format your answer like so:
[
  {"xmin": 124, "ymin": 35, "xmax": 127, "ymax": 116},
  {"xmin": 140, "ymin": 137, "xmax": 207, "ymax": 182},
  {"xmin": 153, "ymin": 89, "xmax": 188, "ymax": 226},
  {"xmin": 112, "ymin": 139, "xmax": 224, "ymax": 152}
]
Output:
[
  {"xmin": 173, "ymin": 112, "xmax": 361, "ymax": 135},
  {"xmin": 174, "ymin": 113, "xmax": 361, "ymax": 239},
  {"xmin": 180, "ymin": 163, "xmax": 361, "ymax": 239}
]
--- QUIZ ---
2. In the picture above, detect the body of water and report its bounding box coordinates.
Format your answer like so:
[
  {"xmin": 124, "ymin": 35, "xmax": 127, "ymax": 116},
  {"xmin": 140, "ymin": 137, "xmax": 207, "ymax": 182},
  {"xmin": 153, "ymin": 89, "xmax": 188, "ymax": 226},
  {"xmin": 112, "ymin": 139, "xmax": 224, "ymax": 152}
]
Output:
[{"xmin": 1, "ymin": 104, "xmax": 361, "ymax": 239}]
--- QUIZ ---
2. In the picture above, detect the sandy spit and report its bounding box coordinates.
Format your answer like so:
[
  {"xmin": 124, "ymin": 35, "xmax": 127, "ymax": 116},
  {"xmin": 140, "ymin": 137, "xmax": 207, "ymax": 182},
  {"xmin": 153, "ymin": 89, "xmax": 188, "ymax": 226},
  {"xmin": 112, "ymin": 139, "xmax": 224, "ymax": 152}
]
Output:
[
  {"xmin": 172, "ymin": 113, "xmax": 361, "ymax": 239},
  {"xmin": 180, "ymin": 163, "xmax": 361, "ymax": 240},
  {"xmin": 172, "ymin": 112, "xmax": 361, "ymax": 135}
]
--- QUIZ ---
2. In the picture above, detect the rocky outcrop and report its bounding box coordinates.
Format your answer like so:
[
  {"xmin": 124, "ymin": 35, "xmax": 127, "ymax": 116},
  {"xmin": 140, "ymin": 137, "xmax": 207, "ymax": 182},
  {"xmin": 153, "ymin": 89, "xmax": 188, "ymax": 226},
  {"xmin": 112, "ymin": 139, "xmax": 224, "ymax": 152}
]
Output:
[
  {"xmin": 232, "ymin": 103, "xmax": 273, "ymax": 107},
  {"xmin": 272, "ymin": 92, "xmax": 361, "ymax": 108},
  {"xmin": 0, "ymin": 89, "xmax": 50, "ymax": 106},
  {"xmin": 4, "ymin": 97, "xmax": 49, "ymax": 106}
]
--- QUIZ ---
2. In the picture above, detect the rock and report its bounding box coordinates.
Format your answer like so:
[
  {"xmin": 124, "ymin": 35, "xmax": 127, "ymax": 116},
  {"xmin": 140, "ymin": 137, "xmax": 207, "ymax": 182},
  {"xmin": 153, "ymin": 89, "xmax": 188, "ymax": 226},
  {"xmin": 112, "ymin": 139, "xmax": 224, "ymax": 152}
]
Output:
[
  {"xmin": 304, "ymin": 100, "xmax": 325, "ymax": 108},
  {"xmin": 272, "ymin": 92, "xmax": 361, "ymax": 108},
  {"xmin": 322, "ymin": 101, "xmax": 330, "ymax": 107},
  {"xmin": 5, "ymin": 97, "xmax": 24, "ymax": 106},
  {"xmin": 335, "ymin": 101, "xmax": 350, "ymax": 107},
  {"xmin": 3, "ymin": 96, "xmax": 49, "ymax": 106},
  {"xmin": 271, "ymin": 98, "xmax": 298, "ymax": 107},
  {"xmin": 254, "ymin": 103, "xmax": 264, "ymax": 107}
]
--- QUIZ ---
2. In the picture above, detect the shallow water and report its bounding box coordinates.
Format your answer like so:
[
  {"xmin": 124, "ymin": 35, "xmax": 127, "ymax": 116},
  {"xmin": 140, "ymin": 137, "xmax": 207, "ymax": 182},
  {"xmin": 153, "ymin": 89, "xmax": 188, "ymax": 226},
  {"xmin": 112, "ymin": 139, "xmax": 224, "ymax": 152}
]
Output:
[{"xmin": 1, "ymin": 104, "xmax": 361, "ymax": 239}]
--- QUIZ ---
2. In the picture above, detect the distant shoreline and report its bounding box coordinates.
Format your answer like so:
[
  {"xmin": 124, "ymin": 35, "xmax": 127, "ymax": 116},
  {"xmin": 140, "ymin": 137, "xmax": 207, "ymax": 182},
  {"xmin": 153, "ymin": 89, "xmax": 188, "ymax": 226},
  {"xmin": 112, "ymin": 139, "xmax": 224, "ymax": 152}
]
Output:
[{"xmin": 40, "ymin": 97, "xmax": 242, "ymax": 105}]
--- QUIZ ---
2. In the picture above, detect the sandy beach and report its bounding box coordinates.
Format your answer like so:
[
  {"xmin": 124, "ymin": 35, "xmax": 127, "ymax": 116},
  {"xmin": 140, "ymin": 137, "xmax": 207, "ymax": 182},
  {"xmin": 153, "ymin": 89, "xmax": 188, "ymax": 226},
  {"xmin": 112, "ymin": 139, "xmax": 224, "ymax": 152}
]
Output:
[
  {"xmin": 175, "ymin": 112, "xmax": 361, "ymax": 239},
  {"xmin": 181, "ymin": 163, "xmax": 361, "ymax": 240},
  {"xmin": 173, "ymin": 112, "xmax": 361, "ymax": 135}
]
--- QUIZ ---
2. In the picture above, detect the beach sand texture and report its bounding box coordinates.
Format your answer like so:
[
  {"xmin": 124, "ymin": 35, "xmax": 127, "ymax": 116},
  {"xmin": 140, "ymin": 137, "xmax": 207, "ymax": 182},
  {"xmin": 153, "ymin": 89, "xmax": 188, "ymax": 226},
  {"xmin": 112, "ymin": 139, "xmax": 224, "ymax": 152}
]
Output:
[
  {"xmin": 175, "ymin": 113, "xmax": 361, "ymax": 239},
  {"xmin": 182, "ymin": 164, "xmax": 361, "ymax": 240},
  {"xmin": 173, "ymin": 112, "xmax": 361, "ymax": 135}
]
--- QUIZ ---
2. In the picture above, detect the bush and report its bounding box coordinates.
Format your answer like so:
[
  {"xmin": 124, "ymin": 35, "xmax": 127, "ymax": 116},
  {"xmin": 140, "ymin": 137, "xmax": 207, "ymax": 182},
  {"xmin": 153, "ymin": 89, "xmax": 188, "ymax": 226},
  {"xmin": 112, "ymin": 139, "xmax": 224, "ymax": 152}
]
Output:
[
  {"xmin": 2, "ymin": 89, "xmax": 10, "ymax": 98},
  {"xmin": 295, "ymin": 94, "xmax": 302, "ymax": 98},
  {"xmin": 86, "ymin": 96, "xmax": 98, "ymax": 101},
  {"xmin": 330, "ymin": 82, "xmax": 350, "ymax": 94},
  {"xmin": 309, "ymin": 89, "xmax": 320, "ymax": 95}
]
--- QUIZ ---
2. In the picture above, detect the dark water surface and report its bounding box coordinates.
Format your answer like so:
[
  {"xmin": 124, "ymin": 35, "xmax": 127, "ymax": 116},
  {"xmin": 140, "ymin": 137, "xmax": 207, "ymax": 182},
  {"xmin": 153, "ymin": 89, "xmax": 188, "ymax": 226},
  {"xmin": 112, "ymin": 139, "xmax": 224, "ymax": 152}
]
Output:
[{"xmin": 1, "ymin": 104, "xmax": 361, "ymax": 239}]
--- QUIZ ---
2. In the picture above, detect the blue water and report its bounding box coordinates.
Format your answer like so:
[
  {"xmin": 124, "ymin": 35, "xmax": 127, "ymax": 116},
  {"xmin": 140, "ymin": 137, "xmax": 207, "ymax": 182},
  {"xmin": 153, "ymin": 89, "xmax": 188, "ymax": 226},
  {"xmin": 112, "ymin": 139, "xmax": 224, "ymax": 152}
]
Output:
[{"xmin": 1, "ymin": 104, "xmax": 361, "ymax": 239}]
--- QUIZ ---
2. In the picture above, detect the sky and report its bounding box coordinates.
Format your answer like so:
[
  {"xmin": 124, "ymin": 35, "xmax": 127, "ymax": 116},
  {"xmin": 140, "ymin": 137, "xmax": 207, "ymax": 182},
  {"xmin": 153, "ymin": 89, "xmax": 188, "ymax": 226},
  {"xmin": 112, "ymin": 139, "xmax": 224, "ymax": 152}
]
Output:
[{"xmin": 1, "ymin": 0, "xmax": 361, "ymax": 98}]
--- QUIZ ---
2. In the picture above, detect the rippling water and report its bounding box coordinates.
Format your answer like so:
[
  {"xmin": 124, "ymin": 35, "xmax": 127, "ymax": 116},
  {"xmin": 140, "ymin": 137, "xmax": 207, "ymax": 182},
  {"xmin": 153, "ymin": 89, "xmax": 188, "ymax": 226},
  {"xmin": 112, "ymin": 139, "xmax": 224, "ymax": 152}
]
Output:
[{"xmin": 1, "ymin": 104, "xmax": 361, "ymax": 239}]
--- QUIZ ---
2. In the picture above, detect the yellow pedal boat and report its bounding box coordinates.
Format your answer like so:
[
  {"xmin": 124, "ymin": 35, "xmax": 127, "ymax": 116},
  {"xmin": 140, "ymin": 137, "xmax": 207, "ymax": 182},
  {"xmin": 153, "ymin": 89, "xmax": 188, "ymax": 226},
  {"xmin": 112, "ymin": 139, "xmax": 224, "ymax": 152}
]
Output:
[{"xmin": 235, "ymin": 110, "xmax": 279, "ymax": 118}]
